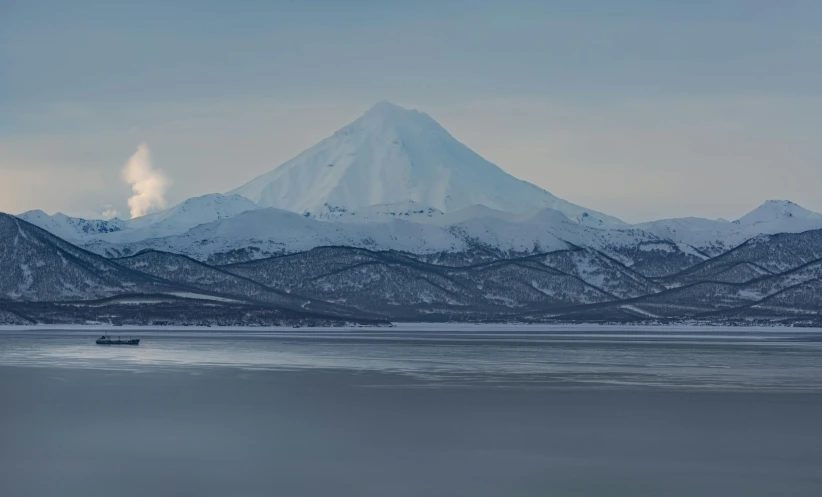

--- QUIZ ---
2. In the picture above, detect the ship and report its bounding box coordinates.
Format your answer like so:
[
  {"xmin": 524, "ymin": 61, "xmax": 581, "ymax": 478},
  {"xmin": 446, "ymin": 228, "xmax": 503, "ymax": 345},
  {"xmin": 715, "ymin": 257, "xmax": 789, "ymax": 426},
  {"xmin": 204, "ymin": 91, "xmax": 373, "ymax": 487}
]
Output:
[{"xmin": 95, "ymin": 335, "xmax": 140, "ymax": 345}]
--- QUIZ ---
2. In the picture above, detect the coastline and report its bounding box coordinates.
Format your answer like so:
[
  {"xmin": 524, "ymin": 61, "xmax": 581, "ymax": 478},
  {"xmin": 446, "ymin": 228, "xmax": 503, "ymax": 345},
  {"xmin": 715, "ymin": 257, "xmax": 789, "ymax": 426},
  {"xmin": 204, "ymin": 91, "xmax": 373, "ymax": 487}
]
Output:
[{"xmin": 2, "ymin": 321, "xmax": 821, "ymax": 333}]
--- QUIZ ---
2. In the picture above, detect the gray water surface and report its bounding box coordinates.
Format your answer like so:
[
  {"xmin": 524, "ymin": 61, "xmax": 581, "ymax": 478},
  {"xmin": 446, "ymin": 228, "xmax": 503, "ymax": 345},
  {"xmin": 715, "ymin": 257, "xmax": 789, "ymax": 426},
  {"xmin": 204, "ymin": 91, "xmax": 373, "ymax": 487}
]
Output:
[
  {"xmin": 2, "ymin": 326, "xmax": 822, "ymax": 497},
  {"xmin": 2, "ymin": 326, "xmax": 822, "ymax": 390}
]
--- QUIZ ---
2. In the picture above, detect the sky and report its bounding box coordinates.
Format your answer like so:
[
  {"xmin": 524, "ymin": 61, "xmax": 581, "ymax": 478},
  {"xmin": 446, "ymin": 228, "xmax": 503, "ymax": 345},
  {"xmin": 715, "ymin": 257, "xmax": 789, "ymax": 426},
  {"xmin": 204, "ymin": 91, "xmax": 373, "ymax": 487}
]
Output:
[{"xmin": 1, "ymin": 0, "xmax": 821, "ymax": 223}]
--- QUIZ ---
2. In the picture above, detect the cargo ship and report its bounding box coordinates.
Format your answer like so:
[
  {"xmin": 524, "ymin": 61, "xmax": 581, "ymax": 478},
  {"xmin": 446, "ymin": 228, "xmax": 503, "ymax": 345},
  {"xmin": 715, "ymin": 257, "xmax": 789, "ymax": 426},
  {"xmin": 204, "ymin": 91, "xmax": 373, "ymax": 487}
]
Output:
[{"xmin": 95, "ymin": 335, "xmax": 140, "ymax": 345}]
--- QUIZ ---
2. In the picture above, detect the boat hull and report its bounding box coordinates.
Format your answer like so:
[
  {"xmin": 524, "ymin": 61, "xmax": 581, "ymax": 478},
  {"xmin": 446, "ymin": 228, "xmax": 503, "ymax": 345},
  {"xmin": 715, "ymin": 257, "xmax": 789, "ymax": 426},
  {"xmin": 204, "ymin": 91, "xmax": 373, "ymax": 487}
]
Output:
[{"xmin": 95, "ymin": 339, "xmax": 140, "ymax": 345}]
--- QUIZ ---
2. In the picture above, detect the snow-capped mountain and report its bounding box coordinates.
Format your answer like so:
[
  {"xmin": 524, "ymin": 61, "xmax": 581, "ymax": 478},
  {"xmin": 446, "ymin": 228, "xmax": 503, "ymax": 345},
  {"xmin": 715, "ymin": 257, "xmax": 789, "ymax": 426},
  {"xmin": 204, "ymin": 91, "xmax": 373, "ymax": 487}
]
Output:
[
  {"xmin": 20, "ymin": 103, "xmax": 821, "ymax": 269},
  {"xmin": 9, "ymin": 101, "xmax": 822, "ymax": 326},
  {"xmin": 84, "ymin": 207, "xmax": 477, "ymax": 260},
  {"xmin": 0, "ymin": 213, "xmax": 167, "ymax": 301},
  {"xmin": 735, "ymin": 199, "xmax": 822, "ymax": 226},
  {"xmin": 0, "ymin": 213, "xmax": 380, "ymax": 326},
  {"xmin": 107, "ymin": 193, "xmax": 262, "ymax": 242},
  {"xmin": 81, "ymin": 204, "xmax": 704, "ymax": 278},
  {"xmin": 229, "ymin": 102, "xmax": 624, "ymax": 227},
  {"xmin": 126, "ymin": 193, "xmax": 261, "ymax": 229},
  {"xmin": 312, "ymin": 200, "xmax": 445, "ymax": 223},
  {"xmin": 635, "ymin": 200, "xmax": 822, "ymax": 256},
  {"xmin": 6, "ymin": 209, "xmax": 822, "ymax": 325},
  {"xmin": 16, "ymin": 210, "xmax": 127, "ymax": 241},
  {"xmin": 18, "ymin": 194, "xmax": 261, "ymax": 243}
]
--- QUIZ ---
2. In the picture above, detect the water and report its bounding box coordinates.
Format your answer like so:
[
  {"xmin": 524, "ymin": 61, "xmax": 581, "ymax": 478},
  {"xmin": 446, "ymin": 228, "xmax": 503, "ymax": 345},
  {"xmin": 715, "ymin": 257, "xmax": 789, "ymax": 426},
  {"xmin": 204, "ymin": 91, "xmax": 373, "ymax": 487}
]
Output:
[
  {"xmin": 2, "ymin": 325, "xmax": 822, "ymax": 496},
  {"xmin": 2, "ymin": 325, "xmax": 822, "ymax": 390}
]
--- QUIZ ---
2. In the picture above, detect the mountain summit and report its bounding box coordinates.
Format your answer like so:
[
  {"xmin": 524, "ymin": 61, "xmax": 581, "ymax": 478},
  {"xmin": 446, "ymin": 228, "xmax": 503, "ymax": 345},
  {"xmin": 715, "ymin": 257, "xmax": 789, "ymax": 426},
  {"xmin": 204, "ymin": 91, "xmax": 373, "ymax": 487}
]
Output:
[
  {"xmin": 735, "ymin": 200, "xmax": 822, "ymax": 226},
  {"xmin": 229, "ymin": 102, "xmax": 623, "ymax": 226}
]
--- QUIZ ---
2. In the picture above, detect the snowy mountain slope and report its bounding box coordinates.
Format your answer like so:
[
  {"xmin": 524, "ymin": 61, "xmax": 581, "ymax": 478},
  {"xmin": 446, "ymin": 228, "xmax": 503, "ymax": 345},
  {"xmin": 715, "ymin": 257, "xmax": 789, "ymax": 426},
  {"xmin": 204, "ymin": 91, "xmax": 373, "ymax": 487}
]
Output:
[
  {"xmin": 221, "ymin": 246, "xmax": 648, "ymax": 319},
  {"xmin": 687, "ymin": 262, "xmax": 774, "ymax": 284},
  {"xmin": 591, "ymin": 259, "xmax": 822, "ymax": 320},
  {"xmin": 745, "ymin": 278, "xmax": 822, "ymax": 319},
  {"xmin": 229, "ymin": 102, "xmax": 624, "ymax": 227},
  {"xmin": 122, "ymin": 193, "xmax": 261, "ymax": 232},
  {"xmin": 79, "ymin": 204, "xmax": 708, "ymax": 282},
  {"xmin": 5, "ymin": 209, "xmax": 822, "ymax": 324},
  {"xmin": 17, "ymin": 194, "xmax": 261, "ymax": 244},
  {"xmin": 448, "ymin": 259, "xmax": 615, "ymax": 308},
  {"xmin": 106, "ymin": 193, "xmax": 262, "ymax": 243},
  {"xmin": 83, "ymin": 207, "xmax": 471, "ymax": 261},
  {"xmin": 550, "ymin": 242, "xmax": 822, "ymax": 321},
  {"xmin": 0, "ymin": 214, "xmax": 384, "ymax": 324},
  {"xmin": 0, "ymin": 213, "xmax": 173, "ymax": 301},
  {"xmin": 440, "ymin": 207, "xmax": 706, "ymax": 276},
  {"xmin": 660, "ymin": 228, "xmax": 822, "ymax": 286},
  {"xmin": 224, "ymin": 248, "xmax": 477, "ymax": 318},
  {"xmin": 736, "ymin": 199, "xmax": 822, "ymax": 225},
  {"xmin": 633, "ymin": 217, "xmax": 733, "ymax": 257},
  {"xmin": 536, "ymin": 249, "xmax": 665, "ymax": 299},
  {"xmin": 114, "ymin": 250, "xmax": 372, "ymax": 318},
  {"xmin": 0, "ymin": 307, "xmax": 33, "ymax": 325},
  {"xmin": 0, "ymin": 294, "xmax": 381, "ymax": 327},
  {"xmin": 314, "ymin": 200, "xmax": 445, "ymax": 223},
  {"xmin": 16, "ymin": 210, "xmax": 127, "ymax": 241},
  {"xmin": 635, "ymin": 200, "xmax": 822, "ymax": 256}
]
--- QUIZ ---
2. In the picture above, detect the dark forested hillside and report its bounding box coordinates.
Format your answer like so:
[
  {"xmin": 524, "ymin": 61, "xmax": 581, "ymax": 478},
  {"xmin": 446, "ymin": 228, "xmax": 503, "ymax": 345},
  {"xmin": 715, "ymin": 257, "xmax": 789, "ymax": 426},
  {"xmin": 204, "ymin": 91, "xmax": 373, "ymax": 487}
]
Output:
[{"xmin": 3, "ymin": 211, "xmax": 822, "ymax": 326}]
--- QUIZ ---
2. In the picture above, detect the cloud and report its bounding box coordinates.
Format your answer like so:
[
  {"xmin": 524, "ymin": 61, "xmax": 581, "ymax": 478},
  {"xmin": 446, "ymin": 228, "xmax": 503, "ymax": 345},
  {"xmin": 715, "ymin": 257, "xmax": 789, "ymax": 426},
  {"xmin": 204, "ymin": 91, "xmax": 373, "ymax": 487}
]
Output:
[
  {"xmin": 122, "ymin": 143, "xmax": 170, "ymax": 218},
  {"xmin": 100, "ymin": 203, "xmax": 120, "ymax": 220}
]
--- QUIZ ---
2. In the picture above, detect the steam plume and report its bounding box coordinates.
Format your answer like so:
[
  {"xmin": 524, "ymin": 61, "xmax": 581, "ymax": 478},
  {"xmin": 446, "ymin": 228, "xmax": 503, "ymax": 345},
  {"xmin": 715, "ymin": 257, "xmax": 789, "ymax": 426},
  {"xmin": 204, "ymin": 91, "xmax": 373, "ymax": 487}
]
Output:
[
  {"xmin": 101, "ymin": 204, "xmax": 120, "ymax": 220},
  {"xmin": 122, "ymin": 143, "xmax": 170, "ymax": 218}
]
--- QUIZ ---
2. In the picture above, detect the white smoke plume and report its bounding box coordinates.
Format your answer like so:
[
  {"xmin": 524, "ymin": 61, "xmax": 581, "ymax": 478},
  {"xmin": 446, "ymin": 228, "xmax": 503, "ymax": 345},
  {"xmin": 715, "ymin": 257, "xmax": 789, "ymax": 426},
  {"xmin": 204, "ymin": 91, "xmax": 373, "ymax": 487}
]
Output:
[
  {"xmin": 100, "ymin": 203, "xmax": 120, "ymax": 220},
  {"xmin": 122, "ymin": 143, "xmax": 171, "ymax": 218}
]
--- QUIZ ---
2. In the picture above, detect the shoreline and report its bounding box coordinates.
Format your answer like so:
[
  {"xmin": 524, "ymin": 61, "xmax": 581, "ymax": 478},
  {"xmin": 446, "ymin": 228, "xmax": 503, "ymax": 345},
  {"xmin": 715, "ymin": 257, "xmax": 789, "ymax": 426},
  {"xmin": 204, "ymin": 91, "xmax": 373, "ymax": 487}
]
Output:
[{"xmin": 2, "ymin": 322, "xmax": 821, "ymax": 333}]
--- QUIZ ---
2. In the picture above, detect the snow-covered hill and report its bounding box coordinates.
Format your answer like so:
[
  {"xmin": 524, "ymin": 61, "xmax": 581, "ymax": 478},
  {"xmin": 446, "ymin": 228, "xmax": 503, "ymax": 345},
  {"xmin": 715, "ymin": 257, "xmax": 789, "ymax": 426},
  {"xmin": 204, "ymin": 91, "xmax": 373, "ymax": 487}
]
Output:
[
  {"xmin": 80, "ymin": 204, "xmax": 704, "ymax": 279},
  {"xmin": 6, "ymin": 210, "xmax": 822, "ymax": 325},
  {"xmin": 229, "ymin": 102, "xmax": 624, "ymax": 227},
  {"xmin": 84, "ymin": 207, "xmax": 475, "ymax": 260},
  {"xmin": 635, "ymin": 200, "xmax": 822, "ymax": 256},
  {"xmin": 12, "ymin": 102, "xmax": 822, "ymax": 297},
  {"xmin": 0, "ymin": 213, "xmax": 169, "ymax": 301},
  {"xmin": 108, "ymin": 193, "xmax": 262, "ymax": 242},
  {"xmin": 313, "ymin": 200, "xmax": 445, "ymax": 223},
  {"xmin": 16, "ymin": 210, "xmax": 127, "ymax": 241},
  {"xmin": 18, "ymin": 194, "xmax": 261, "ymax": 243}
]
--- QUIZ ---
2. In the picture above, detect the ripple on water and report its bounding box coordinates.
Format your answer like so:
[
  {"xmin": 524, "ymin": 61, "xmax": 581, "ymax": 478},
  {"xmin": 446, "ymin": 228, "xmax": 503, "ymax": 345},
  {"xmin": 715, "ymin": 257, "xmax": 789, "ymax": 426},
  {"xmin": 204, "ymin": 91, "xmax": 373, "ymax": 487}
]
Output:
[{"xmin": 1, "ymin": 327, "xmax": 821, "ymax": 391}]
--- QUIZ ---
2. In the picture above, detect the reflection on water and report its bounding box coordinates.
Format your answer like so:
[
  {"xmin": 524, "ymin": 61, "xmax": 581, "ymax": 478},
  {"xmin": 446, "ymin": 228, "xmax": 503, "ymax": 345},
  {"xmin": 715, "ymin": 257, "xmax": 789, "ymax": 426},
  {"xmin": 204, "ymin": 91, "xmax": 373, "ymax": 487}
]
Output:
[{"xmin": 2, "ymin": 325, "xmax": 821, "ymax": 390}]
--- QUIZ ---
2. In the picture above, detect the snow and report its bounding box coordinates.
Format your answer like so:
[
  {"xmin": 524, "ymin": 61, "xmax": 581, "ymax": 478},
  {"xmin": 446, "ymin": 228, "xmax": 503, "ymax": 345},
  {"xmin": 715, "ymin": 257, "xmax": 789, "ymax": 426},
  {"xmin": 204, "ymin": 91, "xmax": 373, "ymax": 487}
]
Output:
[
  {"xmin": 17, "ymin": 194, "xmax": 260, "ymax": 243},
  {"xmin": 621, "ymin": 305, "xmax": 659, "ymax": 318},
  {"xmin": 168, "ymin": 292, "xmax": 243, "ymax": 303},
  {"xmin": 82, "ymin": 203, "xmax": 674, "ymax": 262},
  {"xmin": 89, "ymin": 207, "xmax": 467, "ymax": 258},
  {"xmin": 12, "ymin": 102, "xmax": 822, "ymax": 266},
  {"xmin": 16, "ymin": 210, "xmax": 126, "ymax": 241},
  {"xmin": 124, "ymin": 194, "xmax": 260, "ymax": 231},
  {"xmin": 735, "ymin": 200, "xmax": 822, "ymax": 226},
  {"xmin": 16, "ymin": 263, "xmax": 33, "ymax": 296},
  {"xmin": 229, "ymin": 102, "xmax": 625, "ymax": 227},
  {"xmin": 635, "ymin": 200, "xmax": 822, "ymax": 255},
  {"xmin": 531, "ymin": 281, "xmax": 558, "ymax": 297},
  {"xmin": 637, "ymin": 242, "xmax": 675, "ymax": 253},
  {"xmin": 316, "ymin": 200, "xmax": 445, "ymax": 223}
]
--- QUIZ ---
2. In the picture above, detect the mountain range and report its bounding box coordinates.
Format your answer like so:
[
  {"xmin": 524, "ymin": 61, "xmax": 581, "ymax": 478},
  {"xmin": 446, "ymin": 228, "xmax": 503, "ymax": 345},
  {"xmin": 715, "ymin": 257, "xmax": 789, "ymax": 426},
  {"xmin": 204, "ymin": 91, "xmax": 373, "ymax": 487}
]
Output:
[{"xmin": 5, "ymin": 102, "xmax": 822, "ymax": 326}]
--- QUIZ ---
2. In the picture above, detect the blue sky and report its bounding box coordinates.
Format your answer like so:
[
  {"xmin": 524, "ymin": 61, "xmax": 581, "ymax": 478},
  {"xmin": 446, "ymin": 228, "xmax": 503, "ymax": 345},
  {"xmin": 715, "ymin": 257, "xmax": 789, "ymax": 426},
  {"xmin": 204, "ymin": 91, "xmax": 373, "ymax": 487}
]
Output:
[{"xmin": 2, "ymin": 0, "xmax": 821, "ymax": 221}]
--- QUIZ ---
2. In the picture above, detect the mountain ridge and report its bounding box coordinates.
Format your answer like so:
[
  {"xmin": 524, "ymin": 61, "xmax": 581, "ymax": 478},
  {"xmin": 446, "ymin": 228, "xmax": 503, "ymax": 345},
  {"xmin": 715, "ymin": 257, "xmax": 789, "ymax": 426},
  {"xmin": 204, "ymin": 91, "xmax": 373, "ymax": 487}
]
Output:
[
  {"xmin": 6, "ymin": 101, "xmax": 822, "ymax": 325},
  {"xmin": 229, "ymin": 102, "xmax": 624, "ymax": 227},
  {"xmin": 4, "ymin": 209, "xmax": 822, "ymax": 325}
]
